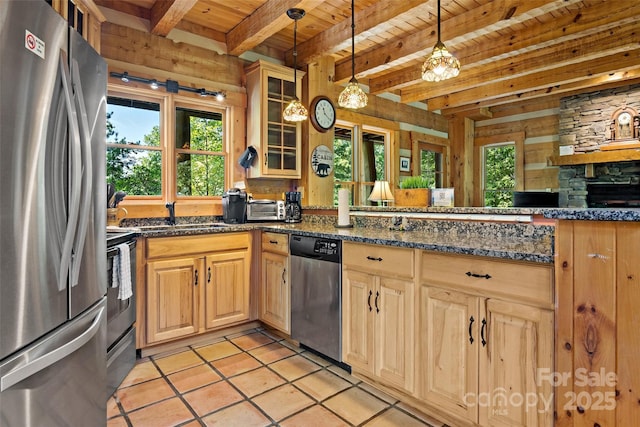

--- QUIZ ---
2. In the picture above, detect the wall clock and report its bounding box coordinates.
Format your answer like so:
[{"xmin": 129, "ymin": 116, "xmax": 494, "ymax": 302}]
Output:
[{"xmin": 309, "ymin": 96, "xmax": 336, "ymax": 133}]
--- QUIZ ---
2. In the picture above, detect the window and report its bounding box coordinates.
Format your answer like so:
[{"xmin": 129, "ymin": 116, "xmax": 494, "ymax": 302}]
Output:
[
  {"xmin": 333, "ymin": 123, "xmax": 390, "ymax": 205},
  {"xmin": 482, "ymin": 143, "xmax": 515, "ymax": 207},
  {"xmin": 107, "ymin": 97, "xmax": 162, "ymax": 196},
  {"xmin": 106, "ymin": 92, "xmax": 227, "ymax": 202},
  {"xmin": 419, "ymin": 146, "xmax": 444, "ymax": 188}
]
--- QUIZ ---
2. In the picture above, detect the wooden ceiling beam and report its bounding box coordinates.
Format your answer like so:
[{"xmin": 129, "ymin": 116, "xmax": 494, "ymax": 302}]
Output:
[
  {"xmin": 425, "ymin": 50, "xmax": 640, "ymax": 111},
  {"xmin": 226, "ymin": 0, "xmax": 325, "ymax": 57},
  {"xmin": 399, "ymin": 21, "xmax": 640, "ymax": 103},
  {"xmin": 290, "ymin": 0, "xmax": 428, "ymax": 67},
  {"xmin": 370, "ymin": 1, "xmax": 640, "ymax": 96},
  {"xmin": 334, "ymin": 0, "xmax": 581, "ymax": 83},
  {"xmin": 150, "ymin": 0, "xmax": 198, "ymax": 36}
]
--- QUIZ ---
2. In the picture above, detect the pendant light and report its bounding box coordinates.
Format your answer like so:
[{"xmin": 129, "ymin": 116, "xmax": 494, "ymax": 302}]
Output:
[
  {"xmin": 421, "ymin": 0, "xmax": 460, "ymax": 82},
  {"xmin": 338, "ymin": 0, "xmax": 368, "ymax": 109},
  {"xmin": 283, "ymin": 8, "xmax": 308, "ymax": 122}
]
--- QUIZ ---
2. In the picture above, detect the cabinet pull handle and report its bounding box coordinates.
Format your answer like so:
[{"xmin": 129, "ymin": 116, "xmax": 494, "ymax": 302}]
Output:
[
  {"xmin": 207, "ymin": 266, "xmax": 211, "ymax": 283},
  {"xmin": 468, "ymin": 316, "xmax": 475, "ymax": 344},
  {"xmin": 466, "ymin": 272, "xmax": 492, "ymax": 279},
  {"xmin": 264, "ymin": 153, "xmax": 267, "ymax": 166},
  {"xmin": 269, "ymin": 240, "xmax": 278, "ymax": 244},
  {"xmin": 375, "ymin": 291, "xmax": 380, "ymax": 313},
  {"xmin": 481, "ymin": 318, "xmax": 487, "ymax": 347},
  {"xmin": 367, "ymin": 290, "xmax": 372, "ymax": 312},
  {"xmin": 282, "ymin": 268, "xmax": 286, "ymax": 285},
  {"xmin": 194, "ymin": 269, "xmax": 198, "ymax": 286},
  {"xmin": 366, "ymin": 256, "xmax": 383, "ymax": 261}
]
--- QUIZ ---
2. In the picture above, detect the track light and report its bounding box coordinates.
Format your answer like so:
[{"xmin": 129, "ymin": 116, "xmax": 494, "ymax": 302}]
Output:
[{"xmin": 109, "ymin": 72, "xmax": 227, "ymax": 102}]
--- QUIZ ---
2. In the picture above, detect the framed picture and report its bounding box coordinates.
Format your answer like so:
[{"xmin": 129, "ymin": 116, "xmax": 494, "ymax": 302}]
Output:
[{"xmin": 399, "ymin": 156, "xmax": 410, "ymax": 172}]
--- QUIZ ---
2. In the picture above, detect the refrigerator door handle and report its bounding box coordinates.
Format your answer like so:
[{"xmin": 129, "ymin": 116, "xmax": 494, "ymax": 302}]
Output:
[
  {"xmin": 0, "ymin": 305, "xmax": 105, "ymax": 392},
  {"xmin": 57, "ymin": 52, "xmax": 83, "ymax": 292},
  {"xmin": 69, "ymin": 59, "xmax": 94, "ymax": 288}
]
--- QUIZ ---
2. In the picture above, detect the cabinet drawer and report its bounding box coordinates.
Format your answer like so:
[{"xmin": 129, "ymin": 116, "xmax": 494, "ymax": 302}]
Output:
[
  {"xmin": 147, "ymin": 232, "xmax": 250, "ymax": 259},
  {"xmin": 262, "ymin": 232, "xmax": 289, "ymax": 255},
  {"xmin": 420, "ymin": 251, "xmax": 553, "ymax": 307},
  {"xmin": 343, "ymin": 241, "xmax": 414, "ymax": 279}
]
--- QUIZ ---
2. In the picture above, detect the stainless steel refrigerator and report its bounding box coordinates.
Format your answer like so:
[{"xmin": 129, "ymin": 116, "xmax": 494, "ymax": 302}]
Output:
[{"xmin": 0, "ymin": 2, "xmax": 107, "ymax": 426}]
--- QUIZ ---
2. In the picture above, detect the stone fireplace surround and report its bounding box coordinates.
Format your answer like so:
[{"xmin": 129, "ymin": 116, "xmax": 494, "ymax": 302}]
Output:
[{"xmin": 558, "ymin": 83, "xmax": 640, "ymax": 207}]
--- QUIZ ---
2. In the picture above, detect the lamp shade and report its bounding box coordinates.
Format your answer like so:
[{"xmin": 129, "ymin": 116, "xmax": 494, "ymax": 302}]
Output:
[{"xmin": 368, "ymin": 180, "xmax": 394, "ymax": 204}]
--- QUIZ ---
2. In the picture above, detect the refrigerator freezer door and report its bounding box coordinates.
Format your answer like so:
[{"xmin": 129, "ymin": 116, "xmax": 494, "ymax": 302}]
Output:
[
  {"xmin": 0, "ymin": 299, "xmax": 107, "ymax": 427},
  {"xmin": 68, "ymin": 29, "xmax": 107, "ymax": 318},
  {"xmin": 0, "ymin": 0, "xmax": 69, "ymax": 360}
]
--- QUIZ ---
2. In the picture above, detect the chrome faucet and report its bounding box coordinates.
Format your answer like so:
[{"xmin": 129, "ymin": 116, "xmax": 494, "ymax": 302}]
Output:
[{"xmin": 165, "ymin": 202, "xmax": 176, "ymax": 225}]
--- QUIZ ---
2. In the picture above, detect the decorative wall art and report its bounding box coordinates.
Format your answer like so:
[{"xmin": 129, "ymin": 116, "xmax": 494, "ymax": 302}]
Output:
[
  {"xmin": 399, "ymin": 156, "xmax": 410, "ymax": 172},
  {"xmin": 311, "ymin": 144, "xmax": 334, "ymax": 177}
]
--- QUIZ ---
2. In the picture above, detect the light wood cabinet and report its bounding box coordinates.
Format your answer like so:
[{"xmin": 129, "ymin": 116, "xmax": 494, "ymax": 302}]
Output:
[
  {"xmin": 555, "ymin": 221, "xmax": 640, "ymax": 427},
  {"xmin": 143, "ymin": 233, "xmax": 251, "ymax": 347},
  {"xmin": 418, "ymin": 251, "xmax": 554, "ymax": 427},
  {"xmin": 342, "ymin": 242, "xmax": 415, "ymax": 391},
  {"xmin": 245, "ymin": 60, "xmax": 303, "ymax": 178},
  {"xmin": 260, "ymin": 232, "xmax": 290, "ymax": 333}
]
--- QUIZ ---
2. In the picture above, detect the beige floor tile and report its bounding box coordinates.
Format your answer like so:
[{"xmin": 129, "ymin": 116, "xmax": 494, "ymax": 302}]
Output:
[
  {"xmin": 249, "ymin": 342, "xmax": 296, "ymax": 364},
  {"xmin": 117, "ymin": 378, "xmax": 175, "ymax": 412},
  {"xmin": 293, "ymin": 369, "xmax": 351, "ymax": 402},
  {"xmin": 212, "ymin": 352, "xmax": 262, "ymax": 378},
  {"xmin": 107, "ymin": 396, "xmax": 120, "ymax": 419},
  {"xmin": 201, "ymin": 401, "xmax": 271, "ymax": 427},
  {"xmin": 228, "ymin": 366, "xmax": 286, "ymax": 397},
  {"xmin": 119, "ymin": 360, "xmax": 161, "ymax": 388},
  {"xmin": 396, "ymin": 402, "xmax": 444, "ymax": 426},
  {"xmin": 324, "ymin": 387, "xmax": 389, "ymax": 425},
  {"xmin": 327, "ymin": 364, "xmax": 361, "ymax": 384},
  {"xmin": 195, "ymin": 340, "xmax": 242, "ymax": 361},
  {"xmin": 182, "ymin": 380, "xmax": 244, "ymax": 417},
  {"xmin": 358, "ymin": 382, "xmax": 399, "ymax": 404},
  {"xmin": 280, "ymin": 339, "xmax": 304, "ymax": 353},
  {"xmin": 364, "ymin": 407, "xmax": 430, "ymax": 426},
  {"xmin": 280, "ymin": 405, "xmax": 351, "ymax": 427},
  {"xmin": 168, "ymin": 363, "xmax": 222, "ymax": 393},
  {"xmin": 181, "ymin": 421, "xmax": 202, "ymax": 427},
  {"xmin": 230, "ymin": 332, "xmax": 274, "ymax": 351},
  {"xmin": 154, "ymin": 349, "xmax": 203, "ymax": 375},
  {"xmin": 127, "ymin": 397, "xmax": 194, "ymax": 427},
  {"xmin": 252, "ymin": 384, "xmax": 315, "ymax": 421},
  {"xmin": 269, "ymin": 354, "xmax": 322, "ymax": 381},
  {"xmin": 300, "ymin": 351, "xmax": 333, "ymax": 367},
  {"xmin": 107, "ymin": 416, "xmax": 128, "ymax": 427}
]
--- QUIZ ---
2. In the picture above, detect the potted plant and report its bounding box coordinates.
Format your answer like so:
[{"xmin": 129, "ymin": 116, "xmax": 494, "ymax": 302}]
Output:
[{"xmin": 395, "ymin": 176, "xmax": 431, "ymax": 207}]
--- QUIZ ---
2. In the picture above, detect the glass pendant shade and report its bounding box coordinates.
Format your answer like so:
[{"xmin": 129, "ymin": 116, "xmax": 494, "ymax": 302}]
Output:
[
  {"xmin": 283, "ymin": 8, "xmax": 307, "ymax": 122},
  {"xmin": 422, "ymin": 0, "xmax": 460, "ymax": 82},
  {"xmin": 338, "ymin": 0, "xmax": 367, "ymax": 109},
  {"xmin": 422, "ymin": 40, "xmax": 460, "ymax": 82},
  {"xmin": 283, "ymin": 97, "xmax": 308, "ymax": 122},
  {"xmin": 338, "ymin": 78, "xmax": 368, "ymax": 109}
]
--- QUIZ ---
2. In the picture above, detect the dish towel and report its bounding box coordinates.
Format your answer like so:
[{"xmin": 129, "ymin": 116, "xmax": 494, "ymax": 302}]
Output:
[{"xmin": 112, "ymin": 243, "xmax": 133, "ymax": 300}]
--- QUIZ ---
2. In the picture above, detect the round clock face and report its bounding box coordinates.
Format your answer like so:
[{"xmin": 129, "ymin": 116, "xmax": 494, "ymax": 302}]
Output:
[
  {"xmin": 310, "ymin": 96, "xmax": 336, "ymax": 132},
  {"xmin": 618, "ymin": 111, "xmax": 632, "ymax": 125}
]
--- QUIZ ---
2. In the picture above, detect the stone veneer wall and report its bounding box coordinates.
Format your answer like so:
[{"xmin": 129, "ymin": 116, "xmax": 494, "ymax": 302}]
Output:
[{"xmin": 558, "ymin": 83, "xmax": 640, "ymax": 207}]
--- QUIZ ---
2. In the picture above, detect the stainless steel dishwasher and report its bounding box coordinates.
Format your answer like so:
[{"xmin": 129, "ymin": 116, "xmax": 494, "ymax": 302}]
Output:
[{"xmin": 290, "ymin": 235, "xmax": 342, "ymax": 362}]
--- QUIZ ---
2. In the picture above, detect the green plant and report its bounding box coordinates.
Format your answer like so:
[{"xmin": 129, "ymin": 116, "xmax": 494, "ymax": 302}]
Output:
[{"xmin": 399, "ymin": 176, "xmax": 431, "ymax": 189}]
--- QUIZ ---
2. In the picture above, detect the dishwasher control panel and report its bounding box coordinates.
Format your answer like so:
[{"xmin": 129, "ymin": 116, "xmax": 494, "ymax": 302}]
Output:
[
  {"xmin": 290, "ymin": 235, "xmax": 341, "ymax": 263},
  {"xmin": 314, "ymin": 240, "xmax": 339, "ymax": 256}
]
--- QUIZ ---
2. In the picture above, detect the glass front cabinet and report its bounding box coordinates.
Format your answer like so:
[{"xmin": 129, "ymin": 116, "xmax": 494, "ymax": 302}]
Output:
[{"xmin": 245, "ymin": 60, "xmax": 303, "ymax": 178}]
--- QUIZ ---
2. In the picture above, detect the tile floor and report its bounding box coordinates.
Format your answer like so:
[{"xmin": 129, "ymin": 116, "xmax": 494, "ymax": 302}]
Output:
[{"xmin": 108, "ymin": 328, "xmax": 447, "ymax": 427}]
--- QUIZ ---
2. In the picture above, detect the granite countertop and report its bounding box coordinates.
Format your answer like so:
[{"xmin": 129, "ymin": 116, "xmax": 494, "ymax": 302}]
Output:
[{"xmin": 126, "ymin": 220, "xmax": 554, "ymax": 264}]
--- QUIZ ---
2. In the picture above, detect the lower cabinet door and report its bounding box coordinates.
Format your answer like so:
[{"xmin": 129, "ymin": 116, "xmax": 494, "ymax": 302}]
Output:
[
  {"xmin": 479, "ymin": 299, "xmax": 554, "ymax": 427},
  {"xmin": 420, "ymin": 286, "xmax": 480, "ymax": 423},
  {"xmin": 146, "ymin": 257, "xmax": 201, "ymax": 344},
  {"xmin": 342, "ymin": 269, "xmax": 375, "ymax": 374},
  {"xmin": 204, "ymin": 250, "xmax": 250, "ymax": 329},
  {"xmin": 260, "ymin": 251, "xmax": 290, "ymax": 333}
]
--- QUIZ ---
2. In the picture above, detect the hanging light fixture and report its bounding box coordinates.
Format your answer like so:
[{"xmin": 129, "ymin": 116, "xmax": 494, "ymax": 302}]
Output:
[
  {"xmin": 338, "ymin": 0, "xmax": 368, "ymax": 109},
  {"xmin": 422, "ymin": 0, "xmax": 460, "ymax": 82},
  {"xmin": 283, "ymin": 8, "xmax": 308, "ymax": 122}
]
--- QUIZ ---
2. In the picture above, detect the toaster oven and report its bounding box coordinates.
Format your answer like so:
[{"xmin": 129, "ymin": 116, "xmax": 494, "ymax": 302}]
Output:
[{"xmin": 246, "ymin": 199, "xmax": 285, "ymax": 221}]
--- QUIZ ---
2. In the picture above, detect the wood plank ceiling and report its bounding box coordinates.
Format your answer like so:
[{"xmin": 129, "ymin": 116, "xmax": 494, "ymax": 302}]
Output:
[{"xmin": 95, "ymin": 0, "xmax": 640, "ymax": 115}]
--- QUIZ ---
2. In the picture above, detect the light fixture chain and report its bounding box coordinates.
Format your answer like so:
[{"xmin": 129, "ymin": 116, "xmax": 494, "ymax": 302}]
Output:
[
  {"xmin": 351, "ymin": 0, "xmax": 355, "ymax": 79},
  {"xmin": 437, "ymin": 0, "xmax": 441, "ymax": 43},
  {"xmin": 293, "ymin": 18, "xmax": 298, "ymax": 89}
]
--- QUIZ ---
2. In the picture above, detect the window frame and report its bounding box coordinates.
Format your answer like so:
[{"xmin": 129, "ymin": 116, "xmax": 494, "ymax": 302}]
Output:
[
  {"xmin": 333, "ymin": 120, "xmax": 393, "ymax": 206},
  {"xmin": 474, "ymin": 132, "xmax": 524, "ymax": 206},
  {"xmin": 415, "ymin": 140, "xmax": 448, "ymax": 188},
  {"xmin": 106, "ymin": 84, "xmax": 231, "ymax": 217}
]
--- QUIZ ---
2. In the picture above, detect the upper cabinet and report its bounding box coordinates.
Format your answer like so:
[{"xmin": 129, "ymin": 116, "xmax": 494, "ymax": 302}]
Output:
[
  {"xmin": 245, "ymin": 60, "xmax": 303, "ymax": 179},
  {"xmin": 51, "ymin": 0, "xmax": 105, "ymax": 52}
]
